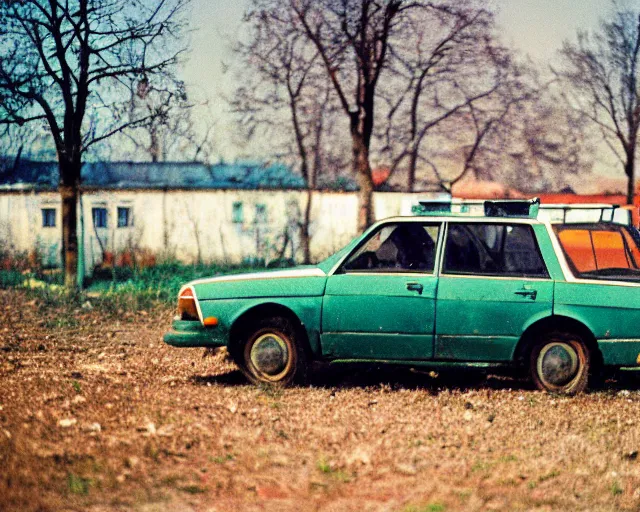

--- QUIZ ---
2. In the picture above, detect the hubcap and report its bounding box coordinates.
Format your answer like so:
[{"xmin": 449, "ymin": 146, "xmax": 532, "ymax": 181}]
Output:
[
  {"xmin": 250, "ymin": 333, "xmax": 289, "ymax": 376},
  {"xmin": 538, "ymin": 342, "xmax": 579, "ymax": 387}
]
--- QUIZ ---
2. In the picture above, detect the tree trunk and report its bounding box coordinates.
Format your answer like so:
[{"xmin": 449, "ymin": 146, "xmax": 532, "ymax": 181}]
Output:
[
  {"xmin": 626, "ymin": 148, "xmax": 636, "ymax": 205},
  {"xmin": 408, "ymin": 150, "xmax": 417, "ymax": 192},
  {"xmin": 59, "ymin": 157, "xmax": 82, "ymax": 288},
  {"xmin": 61, "ymin": 187, "xmax": 78, "ymax": 288},
  {"xmin": 352, "ymin": 128, "xmax": 374, "ymax": 233},
  {"xmin": 301, "ymin": 189, "xmax": 313, "ymax": 264}
]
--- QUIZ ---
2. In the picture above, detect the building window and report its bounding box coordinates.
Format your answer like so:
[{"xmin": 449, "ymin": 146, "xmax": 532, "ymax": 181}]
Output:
[
  {"xmin": 232, "ymin": 201, "xmax": 244, "ymax": 223},
  {"xmin": 92, "ymin": 207, "xmax": 108, "ymax": 228},
  {"xmin": 117, "ymin": 207, "xmax": 132, "ymax": 228},
  {"xmin": 255, "ymin": 203, "xmax": 267, "ymax": 224},
  {"xmin": 42, "ymin": 208, "xmax": 56, "ymax": 228}
]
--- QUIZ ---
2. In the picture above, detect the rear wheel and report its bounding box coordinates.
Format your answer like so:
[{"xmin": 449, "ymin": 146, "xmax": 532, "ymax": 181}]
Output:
[
  {"xmin": 530, "ymin": 331, "xmax": 590, "ymax": 395},
  {"xmin": 239, "ymin": 316, "xmax": 308, "ymax": 387}
]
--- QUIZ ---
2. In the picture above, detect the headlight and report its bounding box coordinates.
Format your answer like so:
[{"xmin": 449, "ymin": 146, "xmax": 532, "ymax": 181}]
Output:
[{"xmin": 177, "ymin": 287, "xmax": 199, "ymax": 321}]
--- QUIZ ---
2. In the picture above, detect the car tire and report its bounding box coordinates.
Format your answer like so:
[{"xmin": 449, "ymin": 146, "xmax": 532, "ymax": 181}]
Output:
[
  {"xmin": 529, "ymin": 331, "xmax": 590, "ymax": 395},
  {"xmin": 239, "ymin": 316, "xmax": 308, "ymax": 387}
]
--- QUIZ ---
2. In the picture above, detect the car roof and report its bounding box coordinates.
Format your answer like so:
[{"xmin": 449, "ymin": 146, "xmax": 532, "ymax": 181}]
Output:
[{"xmin": 376, "ymin": 215, "xmax": 543, "ymax": 225}]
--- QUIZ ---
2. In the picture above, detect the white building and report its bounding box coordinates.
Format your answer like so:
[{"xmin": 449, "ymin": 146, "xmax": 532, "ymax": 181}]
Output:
[{"xmin": 0, "ymin": 160, "xmax": 444, "ymax": 273}]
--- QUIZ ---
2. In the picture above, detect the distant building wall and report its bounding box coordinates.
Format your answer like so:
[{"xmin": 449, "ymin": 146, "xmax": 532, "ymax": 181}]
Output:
[{"xmin": 0, "ymin": 189, "xmax": 441, "ymax": 272}]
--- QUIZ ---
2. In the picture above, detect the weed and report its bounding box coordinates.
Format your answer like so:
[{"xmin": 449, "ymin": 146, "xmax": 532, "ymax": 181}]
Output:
[
  {"xmin": 3, "ymin": 263, "xmax": 264, "ymax": 320},
  {"xmin": 316, "ymin": 458, "xmax": 351, "ymax": 482},
  {"xmin": 332, "ymin": 470, "xmax": 351, "ymax": 483},
  {"xmin": 72, "ymin": 380, "xmax": 82, "ymax": 393},
  {"xmin": 45, "ymin": 316, "xmax": 79, "ymax": 329},
  {"xmin": 258, "ymin": 384, "xmax": 283, "ymax": 400},
  {"xmin": 454, "ymin": 489, "xmax": 472, "ymax": 500},
  {"xmin": 611, "ymin": 481, "xmax": 623, "ymax": 496},
  {"xmin": 538, "ymin": 470, "xmax": 560, "ymax": 482},
  {"xmin": 160, "ymin": 475, "xmax": 182, "ymax": 486},
  {"xmin": 471, "ymin": 461, "xmax": 492, "ymax": 473},
  {"xmin": 210, "ymin": 454, "xmax": 234, "ymax": 464},
  {"xmin": 403, "ymin": 503, "xmax": 446, "ymax": 512},
  {"xmin": 144, "ymin": 442, "xmax": 160, "ymax": 461},
  {"xmin": 67, "ymin": 473, "xmax": 91, "ymax": 495},
  {"xmin": 0, "ymin": 270, "xmax": 26, "ymax": 288},
  {"xmin": 179, "ymin": 485, "xmax": 206, "ymax": 494},
  {"xmin": 86, "ymin": 263, "xmax": 259, "ymax": 308},
  {"xmin": 317, "ymin": 457, "xmax": 332, "ymax": 473}
]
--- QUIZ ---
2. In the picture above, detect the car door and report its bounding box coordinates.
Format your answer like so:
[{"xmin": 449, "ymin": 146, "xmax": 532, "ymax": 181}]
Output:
[
  {"xmin": 435, "ymin": 221, "xmax": 554, "ymax": 361},
  {"xmin": 321, "ymin": 222, "xmax": 441, "ymax": 360}
]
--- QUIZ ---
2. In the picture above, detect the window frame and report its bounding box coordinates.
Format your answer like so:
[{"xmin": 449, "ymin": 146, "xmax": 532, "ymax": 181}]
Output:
[
  {"xmin": 117, "ymin": 206, "xmax": 132, "ymax": 228},
  {"xmin": 92, "ymin": 207, "xmax": 108, "ymax": 229},
  {"xmin": 337, "ymin": 221, "xmax": 443, "ymax": 275},
  {"xmin": 440, "ymin": 221, "xmax": 550, "ymax": 280},
  {"xmin": 41, "ymin": 208, "xmax": 56, "ymax": 228},
  {"xmin": 255, "ymin": 203, "xmax": 267, "ymax": 224},
  {"xmin": 232, "ymin": 201, "xmax": 244, "ymax": 224}
]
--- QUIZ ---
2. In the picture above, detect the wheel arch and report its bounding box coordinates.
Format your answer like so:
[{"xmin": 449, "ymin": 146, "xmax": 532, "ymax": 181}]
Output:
[
  {"xmin": 513, "ymin": 315, "xmax": 602, "ymax": 370},
  {"xmin": 227, "ymin": 302, "xmax": 313, "ymax": 362}
]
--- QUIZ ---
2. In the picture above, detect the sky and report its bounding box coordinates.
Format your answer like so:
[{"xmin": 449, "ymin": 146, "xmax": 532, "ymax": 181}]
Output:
[{"xmin": 181, "ymin": 0, "xmax": 634, "ymax": 172}]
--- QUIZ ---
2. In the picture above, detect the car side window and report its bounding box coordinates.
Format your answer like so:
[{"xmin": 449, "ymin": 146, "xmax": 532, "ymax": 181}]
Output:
[
  {"xmin": 443, "ymin": 223, "xmax": 548, "ymax": 278},
  {"xmin": 342, "ymin": 223, "xmax": 439, "ymax": 273},
  {"xmin": 554, "ymin": 225, "xmax": 640, "ymax": 279}
]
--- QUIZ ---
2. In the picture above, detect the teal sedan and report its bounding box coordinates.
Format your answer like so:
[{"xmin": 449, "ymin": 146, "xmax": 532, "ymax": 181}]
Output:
[{"xmin": 164, "ymin": 200, "xmax": 640, "ymax": 394}]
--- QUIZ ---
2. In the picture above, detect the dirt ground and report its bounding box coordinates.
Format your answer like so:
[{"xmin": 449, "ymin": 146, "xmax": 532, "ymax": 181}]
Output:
[{"xmin": 3, "ymin": 289, "xmax": 640, "ymax": 511}]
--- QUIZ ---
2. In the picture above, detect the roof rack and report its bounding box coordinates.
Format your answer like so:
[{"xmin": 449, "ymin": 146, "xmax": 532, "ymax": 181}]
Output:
[
  {"xmin": 412, "ymin": 198, "xmax": 540, "ymax": 219},
  {"xmin": 537, "ymin": 203, "xmax": 620, "ymax": 223}
]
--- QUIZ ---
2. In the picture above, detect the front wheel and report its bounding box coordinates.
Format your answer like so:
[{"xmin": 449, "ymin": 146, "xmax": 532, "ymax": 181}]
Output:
[
  {"xmin": 529, "ymin": 332, "xmax": 590, "ymax": 395},
  {"xmin": 239, "ymin": 316, "xmax": 308, "ymax": 387}
]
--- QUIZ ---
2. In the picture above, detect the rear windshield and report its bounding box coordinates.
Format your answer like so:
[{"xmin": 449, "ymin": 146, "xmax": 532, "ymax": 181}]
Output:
[{"xmin": 553, "ymin": 224, "xmax": 640, "ymax": 281}]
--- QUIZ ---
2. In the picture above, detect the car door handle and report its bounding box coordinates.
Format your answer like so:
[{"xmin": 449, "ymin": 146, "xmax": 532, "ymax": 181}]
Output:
[
  {"xmin": 514, "ymin": 289, "xmax": 537, "ymax": 300},
  {"xmin": 406, "ymin": 282, "xmax": 423, "ymax": 295}
]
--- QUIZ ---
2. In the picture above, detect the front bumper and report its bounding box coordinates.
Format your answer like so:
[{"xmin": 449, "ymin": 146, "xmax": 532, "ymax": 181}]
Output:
[{"xmin": 163, "ymin": 319, "xmax": 226, "ymax": 348}]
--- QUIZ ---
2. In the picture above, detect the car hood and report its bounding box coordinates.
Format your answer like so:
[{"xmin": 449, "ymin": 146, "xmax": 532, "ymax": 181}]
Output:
[{"xmin": 189, "ymin": 266, "xmax": 328, "ymax": 300}]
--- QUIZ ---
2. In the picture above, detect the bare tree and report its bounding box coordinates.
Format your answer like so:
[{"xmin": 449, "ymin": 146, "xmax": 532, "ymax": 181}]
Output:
[
  {"xmin": 378, "ymin": 2, "xmax": 535, "ymax": 192},
  {"xmin": 241, "ymin": 0, "xmax": 533, "ymax": 230},
  {"xmin": 231, "ymin": 2, "xmax": 342, "ymax": 263},
  {"xmin": 0, "ymin": 0, "xmax": 190, "ymax": 286},
  {"xmin": 435, "ymin": 86, "xmax": 590, "ymax": 194},
  {"xmin": 0, "ymin": 120, "xmax": 57, "ymax": 170},
  {"xmin": 289, "ymin": 0, "xmax": 421, "ymax": 232},
  {"xmin": 116, "ymin": 77, "xmax": 215, "ymax": 163},
  {"xmin": 561, "ymin": 6, "xmax": 640, "ymax": 204}
]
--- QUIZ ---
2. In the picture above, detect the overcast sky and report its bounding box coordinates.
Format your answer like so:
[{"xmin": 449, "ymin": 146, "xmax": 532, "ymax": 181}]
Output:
[{"xmin": 181, "ymin": 0, "xmax": 634, "ymax": 165}]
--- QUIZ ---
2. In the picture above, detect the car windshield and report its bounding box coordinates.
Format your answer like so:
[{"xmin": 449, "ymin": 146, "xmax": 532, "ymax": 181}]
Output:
[{"xmin": 553, "ymin": 223, "xmax": 640, "ymax": 281}]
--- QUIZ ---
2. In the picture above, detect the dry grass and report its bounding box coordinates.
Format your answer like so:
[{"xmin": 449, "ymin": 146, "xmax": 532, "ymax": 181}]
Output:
[{"xmin": 2, "ymin": 288, "xmax": 640, "ymax": 511}]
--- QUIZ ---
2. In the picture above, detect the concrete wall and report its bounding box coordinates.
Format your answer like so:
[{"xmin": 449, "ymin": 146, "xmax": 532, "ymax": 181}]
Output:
[{"xmin": 0, "ymin": 189, "xmax": 441, "ymax": 272}]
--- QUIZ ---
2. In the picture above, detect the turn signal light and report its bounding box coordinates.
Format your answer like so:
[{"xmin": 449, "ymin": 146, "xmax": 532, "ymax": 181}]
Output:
[
  {"xmin": 203, "ymin": 317, "xmax": 218, "ymax": 327},
  {"xmin": 177, "ymin": 288, "xmax": 199, "ymax": 321}
]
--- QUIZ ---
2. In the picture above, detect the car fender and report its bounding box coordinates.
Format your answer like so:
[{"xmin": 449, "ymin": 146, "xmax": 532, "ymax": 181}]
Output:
[
  {"xmin": 552, "ymin": 305, "xmax": 599, "ymax": 338},
  {"xmin": 224, "ymin": 296, "xmax": 324, "ymax": 356}
]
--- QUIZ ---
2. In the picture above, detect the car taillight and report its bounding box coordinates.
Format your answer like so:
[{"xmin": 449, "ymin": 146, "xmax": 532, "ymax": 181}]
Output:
[{"xmin": 177, "ymin": 287, "xmax": 199, "ymax": 321}]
